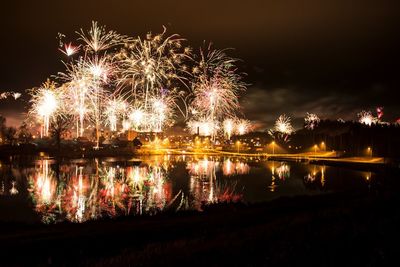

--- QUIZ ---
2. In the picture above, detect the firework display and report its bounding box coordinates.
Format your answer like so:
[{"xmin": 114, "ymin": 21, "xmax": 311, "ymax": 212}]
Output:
[
  {"xmin": 27, "ymin": 23, "xmax": 400, "ymax": 146},
  {"xmin": 27, "ymin": 22, "xmax": 249, "ymax": 143},
  {"xmin": 187, "ymin": 46, "xmax": 246, "ymax": 140}
]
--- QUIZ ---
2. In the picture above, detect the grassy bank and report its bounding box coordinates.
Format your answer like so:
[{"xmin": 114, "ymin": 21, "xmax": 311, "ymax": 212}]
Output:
[{"xmin": 1, "ymin": 189, "xmax": 399, "ymax": 266}]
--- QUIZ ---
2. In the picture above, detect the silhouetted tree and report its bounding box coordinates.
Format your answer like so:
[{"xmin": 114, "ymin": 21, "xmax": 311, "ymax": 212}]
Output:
[
  {"xmin": 4, "ymin": 127, "xmax": 17, "ymax": 145},
  {"xmin": 0, "ymin": 115, "xmax": 6, "ymax": 143},
  {"xmin": 50, "ymin": 115, "xmax": 72, "ymax": 151},
  {"xmin": 17, "ymin": 122, "xmax": 33, "ymax": 144}
]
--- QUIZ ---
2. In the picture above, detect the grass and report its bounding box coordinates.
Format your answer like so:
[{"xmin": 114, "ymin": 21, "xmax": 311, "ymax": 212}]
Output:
[{"xmin": 0, "ymin": 189, "xmax": 399, "ymax": 266}]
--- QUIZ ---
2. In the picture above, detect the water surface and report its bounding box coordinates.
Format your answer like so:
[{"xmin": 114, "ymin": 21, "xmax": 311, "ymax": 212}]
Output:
[{"xmin": 0, "ymin": 155, "xmax": 376, "ymax": 224}]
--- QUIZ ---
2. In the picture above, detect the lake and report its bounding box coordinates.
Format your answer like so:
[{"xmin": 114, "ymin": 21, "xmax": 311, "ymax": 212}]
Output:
[{"xmin": 0, "ymin": 155, "xmax": 376, "ymax": 224}]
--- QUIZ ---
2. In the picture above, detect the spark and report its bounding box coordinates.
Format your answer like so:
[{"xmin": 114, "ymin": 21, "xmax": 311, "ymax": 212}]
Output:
[
  {"xmin": 191, "ymin": 49, "xmax": 244, "ymax": 119},
  {"xmin": 116, "ymin": 27, "xmax": 190, "ymax": 133},
  {"xmin": 24, "ymin": 22, "xmax": 250, "ymax": 141},
  {"xmin": 235, "ymin": 119, "xmax": 251, "ymax": 135},
  {"xmin": 104, "ymin": 98, "xmax": 126, "ymax": 131},
  {"xmin": 77, "ymin": 21, "xmax": 127, "ymax": 53},
  {"xmin": 13, "ymin": 92, "xmax": 21, "ymax": 100},
  {"xmin": 223, "ymin": 118, "xmax": 234, "ymax": 139},
  {"xmin": 128, "ymin": 106, "xmax": 145, "ymax": 131},
  {"xmin": 189, "ymin": 46, "xmax": 246, "ymax": 140},
  {"xmin": 304, "ymin": 112, "xmax": 320, "ymax": 130},
  {"xmin": 187, "ymin": 117, "xmax": 219, "ymax": 137},
  {"xmin": 29, "ymin": 80, "xmax": 62, "ymax": 137},
  {"xmin": 59, "ymin": 43, "xmax": 80, "ymax": 57},
  {"xmin": 376, "ymin": 107, "xmax": 384, "ymax": 120},
  {"xmin": 0, "ymin": 91, "xmax": 22, "ymax": 100},
  {"xmin": 274, "ymin": 114, "xmax": 294, "ymax": 135},
  {"xmin": 358, "ymin": 110, "xmax": 377, "ymax": 126},
  {"xmin": 149, "ymin": 95, "xmax": 176, "ymax": 132}
]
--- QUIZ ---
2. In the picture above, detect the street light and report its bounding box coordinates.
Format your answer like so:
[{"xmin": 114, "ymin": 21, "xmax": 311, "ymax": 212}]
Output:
[
  {"xmin": 271, "ymin": 141, "xmax": 275, "ymax": 155},
  {"xmin": 367, "ymin": 146, "xmax": 372, "ymax": 157},
  {"xmin": 321, "ymin": 141, "xmax": 325, "ymax": 151},
  {"xmin": 314, "ymin": 144, "xmax": 318, "ymax": 156},
  {"xmin": 236, "ymin": 140, "xmax": 241, "ymax": 153}
]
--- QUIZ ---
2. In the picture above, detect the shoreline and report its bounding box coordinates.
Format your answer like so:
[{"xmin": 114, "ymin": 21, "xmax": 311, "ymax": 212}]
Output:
[{"xmin": 1, "ymin": 191, "xmax": 399, "ymax": 266}]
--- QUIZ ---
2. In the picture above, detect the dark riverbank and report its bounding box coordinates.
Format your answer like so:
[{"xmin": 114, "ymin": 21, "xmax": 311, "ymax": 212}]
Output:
[
  {"xmin": 1, "ymin": 188, "xmax": 399, "ymax": 267},
  {"xmin": 0, "ymin": 144, "xmax": 138, "ymax": 159}
]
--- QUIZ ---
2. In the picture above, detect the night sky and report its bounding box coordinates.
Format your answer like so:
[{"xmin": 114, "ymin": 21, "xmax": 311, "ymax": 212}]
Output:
[{"xmin": 1, "ymin": 0, "xmax": 399, "ymax": 129}]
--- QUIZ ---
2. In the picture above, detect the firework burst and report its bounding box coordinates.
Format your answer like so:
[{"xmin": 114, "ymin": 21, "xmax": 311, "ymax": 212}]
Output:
[
  {"xmin": 59, "ymin": 43, "xmax": 80, "ymax": 57},
  {"xmin": 269, "ymin": 114, "xmax": 294, "ymax": 143},
  {"xmin": 274, "ymin": 114, "xmax": 294, "ymax": 135},
  {"xmin": 188, "ymin": 45, "xmax": 246, "ymax": 140},
  {"xmin": 304, "ymin": 112, "xmax": 320, "ymax": 130},
  {"xmin": 235, "ymin": 119, "xmax": 251, "ymax": 135},
  {"xmin": 29, "ymin": 80, "xmax": 64, "ymax": 137},
  {"xmin": 358, "ymin": 110, "xmax": 377, "ymax": 126},
  {"xmin": 187, "ymin": 117, "xmax": 219, "ymax": 137},
  {"xmin": 104, "ymin": 97, "xmax": 127, "ymax": 131}
]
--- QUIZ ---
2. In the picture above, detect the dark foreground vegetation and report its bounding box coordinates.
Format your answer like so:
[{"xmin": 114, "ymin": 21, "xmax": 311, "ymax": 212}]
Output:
[{"xmin": 1, "ymin": 186, "xmax": 399, "ymax": 266}]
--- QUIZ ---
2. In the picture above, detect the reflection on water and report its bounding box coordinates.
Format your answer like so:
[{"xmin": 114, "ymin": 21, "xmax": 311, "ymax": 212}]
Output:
[
  {"xmin": 0, "ymin": 155, "xmax": 379, "ymax": 224},
  {"xmin": 27, "ymin": 159, "xmax": 173, "ymax": 223},
  {"xmin": 11, "ymin": 156, "xmax": 247, "ymax": 223},
  {"xmin": 267, "ymin": 162, "xmax": 290, "ymax": 192},
  {"xmin": 187, "ymin": 158, "xmax": 244, "ymax": 210}
]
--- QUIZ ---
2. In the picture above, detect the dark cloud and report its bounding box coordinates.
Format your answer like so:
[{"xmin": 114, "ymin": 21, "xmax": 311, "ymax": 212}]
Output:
[{"xmin": 242, "ymin": 83, "xmax": 398, "ymax": 130}]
